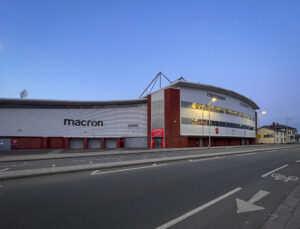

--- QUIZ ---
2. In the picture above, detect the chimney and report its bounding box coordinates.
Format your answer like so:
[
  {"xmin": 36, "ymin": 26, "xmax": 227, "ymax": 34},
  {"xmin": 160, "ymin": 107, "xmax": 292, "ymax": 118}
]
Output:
[{"xmin": 271, "ymin": 122, "xmax": 275, "ymax": 128}]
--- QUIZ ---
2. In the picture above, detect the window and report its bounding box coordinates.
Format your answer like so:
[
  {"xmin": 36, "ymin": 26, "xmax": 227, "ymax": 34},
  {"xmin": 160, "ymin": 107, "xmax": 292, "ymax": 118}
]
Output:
[
  {"xmin": 264, "ymin": 134, "xmax": 274, "ymax": 138},
  {"xmin": 181, "ymin": 117, "xmax": 254, "ymax": 131},
  {"xmin": 181, "ymin": 101, "xmax": 254, "ymax": 121},
  {"xmin": 207, "ymin": 92, "xmax": 226, "ymax": 100},
  {"xmin": 240, "ymin": 102, "xmax": 249, "ymax": 108}
]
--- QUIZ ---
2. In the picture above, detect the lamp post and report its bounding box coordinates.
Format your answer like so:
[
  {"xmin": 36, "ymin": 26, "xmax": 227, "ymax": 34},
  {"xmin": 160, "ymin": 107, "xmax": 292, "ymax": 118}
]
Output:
[
  {"xmin": 258, "ymin": 110, "xmax": 266, "ymax": 129},
  {"xmin": 208, "ymin": 97, "xmax": 217, "ymax": 149},
  {"xmin": 257, "ymin": 110, "xmax": 266, "ymax": 144}
]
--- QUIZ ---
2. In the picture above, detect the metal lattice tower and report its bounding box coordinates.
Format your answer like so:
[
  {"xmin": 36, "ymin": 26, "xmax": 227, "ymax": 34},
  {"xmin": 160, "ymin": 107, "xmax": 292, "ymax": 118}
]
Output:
[{"xmin": 139, "ymin": 72, "xmax": 172, "ymax": 98}]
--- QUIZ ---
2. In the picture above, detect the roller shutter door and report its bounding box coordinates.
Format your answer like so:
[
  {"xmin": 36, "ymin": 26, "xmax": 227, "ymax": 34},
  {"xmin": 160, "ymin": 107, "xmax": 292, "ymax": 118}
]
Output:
[
  {"xmin": 105, "ymin": 139, "xmax": 117, "ymax": 149},
  {"xmin": 124, "ymin": 138, "xmax": 147, "ymax": 148},
  {"xmin": 69, "ymin": 138, "xmax": 84, "ymax": 149},
  {"xmin": 0, "ymin": 139, "xmax": 11, "ymax": 151},
  {"xmin": 88, "ymin": 139, "xmax": 101, "ymax": 149}
]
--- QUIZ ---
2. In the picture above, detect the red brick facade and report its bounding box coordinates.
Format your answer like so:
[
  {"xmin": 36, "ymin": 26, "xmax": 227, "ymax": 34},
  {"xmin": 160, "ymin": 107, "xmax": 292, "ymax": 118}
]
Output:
[
  {"xmin": 147, "ymin": 94, "xmax": 152, "ymax": 148},
  {"xmin": 164, "ymin": 88, "xmax": 188, "ymax": 148}
]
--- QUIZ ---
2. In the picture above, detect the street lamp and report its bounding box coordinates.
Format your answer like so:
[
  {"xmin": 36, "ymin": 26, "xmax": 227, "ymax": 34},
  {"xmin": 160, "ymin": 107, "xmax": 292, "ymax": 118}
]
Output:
[
  {"xmin": 258, "ymin": 110, "xmax": 266, "ymax": 129},
  {"xmin": 208, "ymin": 97, "xmax": 217, "ymax": 149}
]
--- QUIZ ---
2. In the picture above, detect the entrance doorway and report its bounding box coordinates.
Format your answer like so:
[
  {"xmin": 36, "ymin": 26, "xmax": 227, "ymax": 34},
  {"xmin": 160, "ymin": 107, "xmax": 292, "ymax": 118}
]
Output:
[{"xmin": 153, "ymin": 137, "xmax": 163, "ymax": 148}]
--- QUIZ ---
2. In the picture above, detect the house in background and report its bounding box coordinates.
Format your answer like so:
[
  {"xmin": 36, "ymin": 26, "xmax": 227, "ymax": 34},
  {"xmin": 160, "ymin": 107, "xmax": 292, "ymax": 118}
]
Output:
[
  {"xmin": 296, "ymin": 134, "xmax": 300, "ymax": 143},
  {"xmin": 258, "ymin": 122, "xmax": 298, "ymax": 144}
]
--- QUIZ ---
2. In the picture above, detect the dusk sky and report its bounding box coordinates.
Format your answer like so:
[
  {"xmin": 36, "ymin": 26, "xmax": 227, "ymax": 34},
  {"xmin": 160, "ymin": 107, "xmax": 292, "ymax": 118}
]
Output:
[{"xmin": 0, "ymin": 0, "xmax": 300, "ymax": 130}]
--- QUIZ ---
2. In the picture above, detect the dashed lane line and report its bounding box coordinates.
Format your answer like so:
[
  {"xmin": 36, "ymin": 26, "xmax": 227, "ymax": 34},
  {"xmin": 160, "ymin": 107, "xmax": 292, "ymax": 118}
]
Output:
[
  {"xmin": 189, "ymin": 157, "xmax": 224, "ymax": 162},
  {"xmin": 296, "ymin": 160, "xmax": 300, "ymax": 163},
  {"xmin": 90, "ymin": 163, "xmax": 168, "ymax": 176},
  {"xmin": 47, "ymin": 149, "xmax": 63, "ymax": 154},
  {"xmin": 189, "ymin": 151, "xmax": 259, "ymax": 162},
  {"xmin": 155, "ymin": 187, "xmax": 242, "ymax": 229},
  {"xmin": 0, "ymin": 168, "xmax": 10, "ymax": 172},
  {"xmin": 0, "ymin": 163, "xmax": 32, "ymax": 168},
  {"xmin": 72, "ymin": 157, "xmax": 124, "ymax": 163},
  {"xmin": 261, "ymin": 165, "xmax": 288, "ymax": 178}
]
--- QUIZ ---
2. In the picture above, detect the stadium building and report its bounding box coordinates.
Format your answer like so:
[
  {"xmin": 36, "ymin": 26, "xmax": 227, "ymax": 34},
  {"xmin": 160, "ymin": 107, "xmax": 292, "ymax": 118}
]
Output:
[{"xmin": 0, "ymin": 75, "xmax": 259, "ymax": 150}]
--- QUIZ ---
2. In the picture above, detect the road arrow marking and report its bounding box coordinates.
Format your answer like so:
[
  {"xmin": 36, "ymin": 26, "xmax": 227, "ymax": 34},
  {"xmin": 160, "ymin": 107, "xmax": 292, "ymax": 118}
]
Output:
[
  {"xmin": 236, "ymin": 190, "xmax": 270, "ymax": 214},
  {"xmin": 156, "ymin": 187, "xmax": 242, "ymax": 229}
]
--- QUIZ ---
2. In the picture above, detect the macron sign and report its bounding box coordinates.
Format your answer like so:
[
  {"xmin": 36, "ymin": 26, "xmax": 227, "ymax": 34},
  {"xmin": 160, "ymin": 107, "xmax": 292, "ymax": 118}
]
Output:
[{"xmin": 64, "ymin": 119, "xmax": 104, "ymax": 127}]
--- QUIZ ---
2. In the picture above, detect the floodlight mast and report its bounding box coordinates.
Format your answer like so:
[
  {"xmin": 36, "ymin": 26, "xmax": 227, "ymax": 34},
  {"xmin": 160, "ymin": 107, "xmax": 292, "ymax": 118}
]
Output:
[
  {"xmin": 19, "ymin": 89, "xmax": 28, "ymax": 99},
  {"xmin": 139, "ymin": 72, "xmax": 172, "ymax": 98}
]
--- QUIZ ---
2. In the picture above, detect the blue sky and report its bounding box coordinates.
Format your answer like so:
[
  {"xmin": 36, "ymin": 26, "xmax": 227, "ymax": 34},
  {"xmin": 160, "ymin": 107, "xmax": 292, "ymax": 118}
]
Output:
[{"xmin": 0, "ymin": 0, "xmax": 300, "ymax": 130}]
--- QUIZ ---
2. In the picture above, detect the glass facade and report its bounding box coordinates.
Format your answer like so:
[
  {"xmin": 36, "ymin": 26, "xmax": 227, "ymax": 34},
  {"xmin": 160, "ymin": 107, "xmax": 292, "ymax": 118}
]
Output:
[
  {"xmin": 181, "ymin": 117, "xmax": 254, "ymax": 130},
  {"xmin": 181, "ymin": 101, "xmax": 255, "ymax": 121}
]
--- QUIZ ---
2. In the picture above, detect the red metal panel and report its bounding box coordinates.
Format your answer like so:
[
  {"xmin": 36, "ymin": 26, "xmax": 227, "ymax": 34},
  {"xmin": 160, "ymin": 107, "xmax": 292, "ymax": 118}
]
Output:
[
  {"xmin": 11, "ymin": 137, "xmax": 43, "ymax": 149},
  {"xmin": 63, "ymin": 138, "xmax": 69, "ymax": 149},
  {"xmin": 84, "ymin": 138, "xmax": 88, "ymax": 149},
  {"xmin": 117, "ymin": 138, "xmax": 121, "ymax": 148},
  {"xmin": 101, "ymin": 138, "xmax": 105, "ymax": 149},
  {"xmin": 151, "ymin": 128, "xmax": 164, "ymax": 137},
  {"xmin": 48, "ymin": 137, "xmax": 64, "ymax": 149}
]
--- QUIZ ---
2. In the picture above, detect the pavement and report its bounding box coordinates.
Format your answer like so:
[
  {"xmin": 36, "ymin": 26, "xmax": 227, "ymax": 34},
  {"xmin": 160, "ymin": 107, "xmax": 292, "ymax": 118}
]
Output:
[
  {"xmin": 262, "ymin": 180, "xmax": 300, "ymax": 229},
  {"xmin": 0, "ymin": 144, "xmax": 299, "ymax": 180},
  {"xmin": 0, "ymin": 146, "xmax": 300, "ymax": 229},
  {"xmin": 0, "ymin": 144, "xmax": 290, "ymax": 162}
]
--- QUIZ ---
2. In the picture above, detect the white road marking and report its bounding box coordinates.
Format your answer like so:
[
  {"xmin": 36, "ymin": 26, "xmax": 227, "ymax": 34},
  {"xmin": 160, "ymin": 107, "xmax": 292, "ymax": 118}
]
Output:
[
  {"xmin": 90, "ymin": 164, "xmax": 168, "ymax": 176},
  {"xmin": 235, "ymin": 152, "xmax": 257, "ymax": 157},
  {"xmin": 0, "ymin": 168, "xmax": 10, "ymax": 172},
  {"xmin": 72, "ymin": 157, "xmax": 123, "ymax": 162},
  {"xmin": 189, "ymin": 157, "xmax": 224, "ymax": 162},
  {"xmin": 48, "ymin": 149, "xmax": 63, "ymax": 154},
  {"xmin": 236, "ymin": 190, "xmax": 270, "ymax": 214},
  {"xmin": 0, "ymin": 163, "xmax": 32, "ymax": 168},
  {"xmin": 296, "ymin": 160, "xmax": 300, "ymax": 163},
  {"xmin": 155, "ymin": 187, "xmax": 242, "ymax": 229},
  {"xmin": 89, "ymin": 161, "xmax": 94, "ymax": 164},
  {"xmin": 261, "ymin": 165, "xmax": 288, "ymax": 178},
  {"xmin": 271, "ymin": 173, "xmax": 298, "ymax": 183},
  {"xmin": 52, "ymin": 164, "xmax": 56, "ymax": 167},
  {"xmin": 189, "ymin": 151, "xmax": 260, "ymax": 163}
]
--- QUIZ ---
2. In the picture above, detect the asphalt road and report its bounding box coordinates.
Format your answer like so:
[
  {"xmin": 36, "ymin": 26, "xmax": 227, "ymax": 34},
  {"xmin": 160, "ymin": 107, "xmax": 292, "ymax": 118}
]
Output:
[{"xmin": 0, "ymin": 147, "xmax": 300, "ymax": 229}]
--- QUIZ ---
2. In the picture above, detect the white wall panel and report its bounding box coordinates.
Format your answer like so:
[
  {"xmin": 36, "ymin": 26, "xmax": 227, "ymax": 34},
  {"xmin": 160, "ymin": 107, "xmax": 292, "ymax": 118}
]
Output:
[
  {"xmin": 181, "ymin": 125, "xmax": 255, "ymax": 138},
  {"xmin": 0, "ymin": 105, "xmax": 147, "ymax": 137}
]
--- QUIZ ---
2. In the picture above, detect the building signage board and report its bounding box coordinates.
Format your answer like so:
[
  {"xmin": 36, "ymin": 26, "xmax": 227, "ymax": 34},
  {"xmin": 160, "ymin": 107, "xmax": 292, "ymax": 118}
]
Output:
[
  {"xmin": 11, "ymin": 139, "xmax": 18, "ymax": 146},
  {"xmin": 0, "ymin": 107, "xmax": 147, "ymax": 138}
]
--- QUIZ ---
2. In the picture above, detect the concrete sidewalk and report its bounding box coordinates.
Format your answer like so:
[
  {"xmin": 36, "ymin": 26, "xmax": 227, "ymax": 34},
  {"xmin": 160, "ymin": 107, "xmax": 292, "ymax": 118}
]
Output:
[
  {"xmin": 262, "ymin": 181, "xmax": 300, "ymax": 229},
  {"xmin": 0, "ymin": 145, "xmax": 299, "ymax": 181},
  {"xmin": 0, "ymin": 144, "xmax": 292, "ymax": 163}
]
